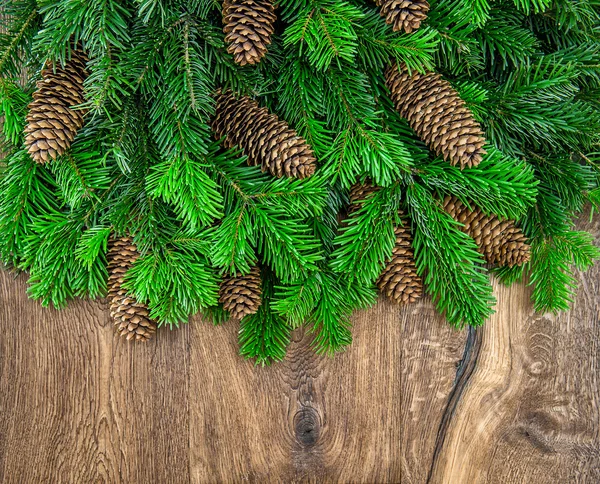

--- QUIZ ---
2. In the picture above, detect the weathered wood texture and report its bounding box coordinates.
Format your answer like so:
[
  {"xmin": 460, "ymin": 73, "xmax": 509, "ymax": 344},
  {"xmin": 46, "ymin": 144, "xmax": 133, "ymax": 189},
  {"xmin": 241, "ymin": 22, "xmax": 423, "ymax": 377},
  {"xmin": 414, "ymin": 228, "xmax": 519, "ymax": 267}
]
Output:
[
  {"xmin": 0, "ymin": 217, "xmax": 599, "ymax": 483},
  {"xmin": 431, "ymin": 210, "xmax": 600, "ymax": 483}
]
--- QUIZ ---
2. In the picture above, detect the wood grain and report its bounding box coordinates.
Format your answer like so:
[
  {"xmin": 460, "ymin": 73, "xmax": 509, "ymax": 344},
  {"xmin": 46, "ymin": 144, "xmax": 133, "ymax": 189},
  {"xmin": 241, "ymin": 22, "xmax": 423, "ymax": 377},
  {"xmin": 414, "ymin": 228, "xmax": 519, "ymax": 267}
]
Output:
[
  {"xmin": 429, "ymin": 214, "xmax": 600, "ymax": 483},
  {"xmin": 1, "ymin": 216, "xmax": 599, "ymax": 483},
  {"xmin": 187, "ymin": 297, "xmax": 464, "ymax": 483}
]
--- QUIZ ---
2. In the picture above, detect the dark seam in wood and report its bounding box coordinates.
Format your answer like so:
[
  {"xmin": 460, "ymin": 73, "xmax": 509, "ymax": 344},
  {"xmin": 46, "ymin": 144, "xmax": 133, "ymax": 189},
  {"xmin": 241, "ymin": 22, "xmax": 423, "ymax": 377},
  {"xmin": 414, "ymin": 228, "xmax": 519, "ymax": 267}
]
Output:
[{"xmin": 426, "ymin": 326, "xmax": 483, "ymax": 483}]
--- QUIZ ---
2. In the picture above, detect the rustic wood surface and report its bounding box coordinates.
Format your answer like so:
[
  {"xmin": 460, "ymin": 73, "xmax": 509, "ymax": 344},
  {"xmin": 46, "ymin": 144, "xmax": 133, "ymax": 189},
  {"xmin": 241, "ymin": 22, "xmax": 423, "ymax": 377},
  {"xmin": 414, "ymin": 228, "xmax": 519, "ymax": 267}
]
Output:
[{"xmin": 0, "ymin": 217, "xmax": 599, "ymax": 483}]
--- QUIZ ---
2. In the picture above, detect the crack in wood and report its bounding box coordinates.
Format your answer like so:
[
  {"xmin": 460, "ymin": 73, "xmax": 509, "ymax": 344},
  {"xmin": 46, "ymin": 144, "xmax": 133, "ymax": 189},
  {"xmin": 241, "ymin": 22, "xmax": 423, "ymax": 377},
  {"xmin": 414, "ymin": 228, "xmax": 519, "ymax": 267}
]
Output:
[{"xmin": 426, "ymin": 326, "xmax": 483, "ymax": 483}]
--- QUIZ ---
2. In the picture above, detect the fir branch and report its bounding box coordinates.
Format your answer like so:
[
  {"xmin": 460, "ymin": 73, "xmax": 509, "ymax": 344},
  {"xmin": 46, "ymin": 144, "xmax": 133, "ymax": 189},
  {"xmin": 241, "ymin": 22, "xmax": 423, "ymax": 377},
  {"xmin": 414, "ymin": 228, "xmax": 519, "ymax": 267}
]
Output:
[
  {"xmin": 124, "ymin": 244, "xmax": 220, "ymax": 325},
  {"xmin": 427, "ymin": 0, "xmax": 483, "ymax": 74},
  {"xmin": 36, "ymin": 0, "xmax": 133, "ymax": 61},
  {"xmin": 20, "ymin": 210, "xmax": 107, "ymax": 307},
  {"xmin": 475, "ymin": 8, "xmax": 539, "ymax": 69},
  {"xmin": 528, "ymin": 231, "xmax": 600, "ymax": 313},
  {"xmin": 355, "ymin": 8, "xmax": 437, "ymax": 72},
  {"xmin": 75, "ymin": 226, "xmax": 111, "ymax": 269},
  {"xmin": 0, "ymin": 1, "xmax": 39, "ymax": 78},
  {"xmin": 50, "ymin": 146, "xmax": 112, "ymax": 210},
  {"xmin": 512, "ymin": 0, "xmax": 552, "ymax": 15},
  {"xmin": 208, "ymin": 154, "xmax": 326, "ymax": 280},
  {"xmin": 320, "ymin": 68, "xmax": 413, "ymax": 187},
  {"xmin": 419, "ymin": 146, "xmax": 538, "ymax": 220},
  {"xmin": 276, "ymin": 57, "xmax": 333, "ymax": 158},
  {"xmin": 272, "ymin": 271, "xmax": 321, "ymax": 327},
  {"xmin": 136, "ymin": 13, "xmax": 215, "ymax": 160},
  {"xmin": 254, "ymin": 207, "xmax": 322, "ymax": 283},
  {"xmin": 210, "ymin": 204, "xmax": 258, "ymax": 275},
  {"xmin": 147, "ymin": 152, "xmax": 224, "ymax": 230},
  {"xmin": 309, "ymin": 271, "xmax": 376, "ymax": 354},
  {"xmin": 330, "ymin": 184, "xmax": 401, "ymax": 283},
  {"xmin": 407, "ymin": 183, "xmax": 495, "ymax": 327},
  {"xmin": 529, "ymin": 152, "xmax": 596, "ymax": 213},
  {"xmin": 0, "ymin": 79, "xmax": 29, "ymax": 147},
  {"xmin": 283, "ymin": 0, "xmax": 363, "ymax": 71},
  {"xmin": 483, "ymin": 57, "xmax": 600, "ymax": 155},
  {"xmin": 239, "ymin": 273, "xmax": 291, "ymax": 364},
  {"xmin": 0, "ymin": 150, "xmax": 61, "ymax": 264},
  {"xmin": 494, "ymin": 263, "xmax": 525, "ymax": 285}
]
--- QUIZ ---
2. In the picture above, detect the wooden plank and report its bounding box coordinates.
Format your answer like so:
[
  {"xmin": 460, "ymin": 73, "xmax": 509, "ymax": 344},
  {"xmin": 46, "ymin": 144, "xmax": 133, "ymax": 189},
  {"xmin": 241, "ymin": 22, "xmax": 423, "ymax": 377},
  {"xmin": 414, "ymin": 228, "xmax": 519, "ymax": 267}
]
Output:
[
  {"xmin": 0, "ymin": 271, "xmax": 465, "ymax": 482},
  {"xmin": 187, "ymin": 298, "xmax": 465, "ymax": 482},
  {"xmin": 0, "ymin": 273, "xmax": 191, "ymax": 483},
  {"xmin": 429, "ymin": 215, "xmax": 600, "ymax": 483},
  {"xmin": 0, "ymin": 272, "xmax": 116, "ymax": 482},
  {"xmin": 399, "ymin": 299, "xmax": 468, "ymax": 484}
]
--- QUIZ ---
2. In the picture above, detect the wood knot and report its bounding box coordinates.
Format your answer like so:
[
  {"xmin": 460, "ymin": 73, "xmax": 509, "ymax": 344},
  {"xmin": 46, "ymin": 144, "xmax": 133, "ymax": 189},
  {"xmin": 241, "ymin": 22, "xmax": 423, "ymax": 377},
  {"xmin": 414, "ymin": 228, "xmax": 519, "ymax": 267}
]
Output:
[{"xmin": 293, "ymin": 407, "xmax": 320, "ymax": 447}]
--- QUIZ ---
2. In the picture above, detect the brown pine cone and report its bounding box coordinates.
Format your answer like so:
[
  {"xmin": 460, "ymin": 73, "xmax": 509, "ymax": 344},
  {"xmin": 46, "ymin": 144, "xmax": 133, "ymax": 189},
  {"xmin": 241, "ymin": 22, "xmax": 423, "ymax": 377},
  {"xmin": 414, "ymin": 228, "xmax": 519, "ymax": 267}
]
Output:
[
  {"xmin": 442, "ymin": 195, "xmax": 530, "ymax": 267},
  {"xmin": 385, "ymin": 63, "xmax": 487, "ymax": 169},
  {"xmin": 219, "ymin": 266, "xmax": 263, "ymax": 320},
  {"xmin": 222, "ymin": 0, "xmax": 276, "ymax": 66},
  {"xmin": 107, "ymin": 237, "xmax": 157, "ymax": 342},
  {"xmin": 376, "ymin": 0, "xmax": 430, "ymax": 33},
  {"xmin": 212, "ymin": 90, "xmax": 316, "ymax": 178},
  {"xmin": 377, "ymin": 213, "xmax": 423, "ymax": 305},
  {"xmin": 348, "ymin": 181, "xmax": 380, "ymax": 214},
  {"xmin": 24, "ymin": 49, "xmax": 88, "ymax": 164}
]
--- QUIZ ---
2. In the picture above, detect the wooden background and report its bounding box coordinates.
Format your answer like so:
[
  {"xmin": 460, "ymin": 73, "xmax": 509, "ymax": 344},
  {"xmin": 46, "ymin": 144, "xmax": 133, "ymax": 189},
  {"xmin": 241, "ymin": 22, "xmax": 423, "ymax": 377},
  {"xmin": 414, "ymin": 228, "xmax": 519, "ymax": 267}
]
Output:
[{"xmin": 0, "ymin": 213, "xmax": 599, "ymax": 483}]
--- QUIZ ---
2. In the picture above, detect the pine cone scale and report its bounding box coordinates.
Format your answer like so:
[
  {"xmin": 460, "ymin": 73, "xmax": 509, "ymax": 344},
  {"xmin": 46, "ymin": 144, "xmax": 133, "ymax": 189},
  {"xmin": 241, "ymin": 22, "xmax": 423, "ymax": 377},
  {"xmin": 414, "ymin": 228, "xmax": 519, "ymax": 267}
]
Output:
[
  {"xmin": 107, "ymin": 237, "xmax": 157, "ymax": 342},
  {"xmin": 442, "ymin": 196, "xmax": 530, "ymax": 267},
  {"xmin": 347, "ymin": 182, "xmax": 422, "ymax": 305},
  {"xmin": 386, "ymin": 64, "xmax": 487, "ymax": 169},
  {"xmin": 24, "ymin": 49, "xmax": 89, "ymax": 164},
  {"xmin": 377, "ymin": 216, "xmax": 423, "ymax": 305},
  {"xmin": 212, "ymin": 90, "xmax": 316, "ymax": 179},
  {"xmin": 223, "ymin": 0, "xmax": 276, "ymax": 66},
  {"xmin": 219, "ymin": 266, "xmax": 262, "ymax": 320},
  {"xmin": 376, "ymin": 0, "xmax": 429, "ymax": 33}
]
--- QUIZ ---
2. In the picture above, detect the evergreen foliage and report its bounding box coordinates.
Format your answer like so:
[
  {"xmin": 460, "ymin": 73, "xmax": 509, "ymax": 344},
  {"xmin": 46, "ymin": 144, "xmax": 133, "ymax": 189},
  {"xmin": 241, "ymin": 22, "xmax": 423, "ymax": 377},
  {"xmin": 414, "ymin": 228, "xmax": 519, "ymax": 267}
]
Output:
[{"xmin": 1, "ymin": 0, "xmax": 599, "ymax": 363}]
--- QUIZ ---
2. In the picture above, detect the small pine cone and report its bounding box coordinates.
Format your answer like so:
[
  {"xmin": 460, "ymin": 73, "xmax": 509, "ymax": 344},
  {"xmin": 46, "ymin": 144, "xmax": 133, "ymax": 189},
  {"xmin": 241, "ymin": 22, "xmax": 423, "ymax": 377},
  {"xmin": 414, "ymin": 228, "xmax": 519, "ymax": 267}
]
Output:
[
  {"xmin": 107, "ymin": 237, "xmax": 157, "ymax": 342},
  {"xmin": 219, "ymin": 266, "xmax": 262, "ymax": 320},
  {"xmin": 442, "ymin": 195, "xmax": 530, "ymax": 267},
  {"xmin": 378, "ymin": 213, "xmax": 423, "ymax": 305},
  {"xmin": 212, "ymin": 90, "xmax": 316, "ymax": 178},
  {"xmin": 223, "ymin": 0, "xmax": 276, "ymax": 66},
  {"xmin": 24, "ymin": 49, "xmax": 88, "ymax": 164},
  {"xmin": 385, "ymin": 63, "xmax": 486, "ymax": 169},
  {"xmin": 348, "ymin": 181, "xmax": 379, "ymax": 214},
  {"xmin": 376, "ymin": 0, "xmax": 430, "ymax": 33}
]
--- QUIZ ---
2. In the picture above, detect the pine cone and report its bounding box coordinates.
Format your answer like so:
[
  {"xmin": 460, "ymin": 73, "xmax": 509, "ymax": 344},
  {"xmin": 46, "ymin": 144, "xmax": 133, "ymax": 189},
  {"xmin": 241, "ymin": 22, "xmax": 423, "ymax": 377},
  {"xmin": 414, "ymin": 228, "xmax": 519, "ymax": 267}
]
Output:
[
  {"xmin": 378, "ymin": 213, "xmax": 423, "ymax": 305},
  {"xmin": 219, "ymin": 266, "xmax": 262, "ymax": 320},
  {"xmin": 442, "ymin": 195, "xmax": 530, "ymax": 267},
  {"xmin": 376, "ymin": 0, "xmax": 430, "ymax": 33},
  {"xmin": 24, "ymin": 49, "xmax": 88, "ymax": 164},
  {"xmin": 385, "ymin": 63, "xmax": 486, "ymax": 169},
  {"xmin": 212, "ymin": 90, "xmax": 316, "ymax": 178},
  {"xmin": 348, "ymin": 181, "xmax": 379, "ymax": 214},
  {"xmin": 107, "ymin": 237, "xmax": 157, "ymax": 342},
  {"xmin": 222, "ymin": 0, "xmax": 276, "ymax": 66}
]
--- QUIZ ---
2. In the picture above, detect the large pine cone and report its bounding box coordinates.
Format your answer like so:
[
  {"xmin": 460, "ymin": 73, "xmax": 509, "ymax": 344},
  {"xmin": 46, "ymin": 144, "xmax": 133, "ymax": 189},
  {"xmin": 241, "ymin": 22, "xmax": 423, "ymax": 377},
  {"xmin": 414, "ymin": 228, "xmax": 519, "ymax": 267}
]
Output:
[
  {"xmin": 107, "ymin": 237, "xmax": 157, "ymax": 342},
  {"xmin": 376, "ymin": 0, "xmax": 430, "ymax": 33},
  {"xmin": 223, "ymin": 0, "xmax": 276, "ymax": 66},
  {"xmin": 24, "ymin": 49, "xmax": 88, "ymax": 164},
  {"xmin": 219, "ymin": 266, "xmax": 262, "ymax": 320},
  {"xmin": 442, "ymin": 196, "xmax": 530, "ymax": 267},
  {"xmin": 377, "ymin": 213, "xmax": 423, "ymax": 305},
  {"xmin": 385, "ymin": 63, "xmax": 486, "ymax": 169},
  {"xmin": 212, "ymin": 90, "xmax": 316, "ymax": 178}
]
